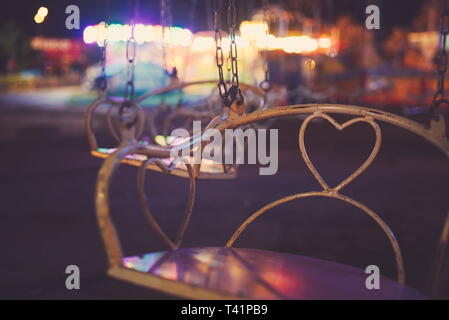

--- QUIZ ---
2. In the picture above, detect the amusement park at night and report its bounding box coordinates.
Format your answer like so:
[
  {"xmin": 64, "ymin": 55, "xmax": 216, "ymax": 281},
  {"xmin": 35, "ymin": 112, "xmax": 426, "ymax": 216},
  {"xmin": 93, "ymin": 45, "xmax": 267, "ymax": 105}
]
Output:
[{"xmin": 1, "ymin": 0, "xmax": 449, "ymax": 304}]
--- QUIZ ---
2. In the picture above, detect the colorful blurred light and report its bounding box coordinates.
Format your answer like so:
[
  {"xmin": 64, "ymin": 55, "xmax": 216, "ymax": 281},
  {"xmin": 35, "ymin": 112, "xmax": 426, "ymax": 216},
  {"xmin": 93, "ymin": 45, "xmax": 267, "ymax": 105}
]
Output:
[
  {"xmin": 191, "ymin": 36, "xmax": 215, "ymax": 52},
  {"xmin": 240, "ymin": 21, "xmax": 332, "ymax": 55},
  {"xmin": 280, "ymin": 36, "xmax": 318, "ymax": 54},
  {"xmin": 318, "ymin": 36, "xmax": 332, "ymax": 49},
  {"xmin": 83, "ymin": 21, "xmax": 333, "ymax": 56},
  {"xmin": 34, "ymin": 14, "xmax": 45, "ymax": 24},
  {"xmin": 37, "ymin": 7, "xmax": 48, "ymax": 17},
  {"xmin": 83, "ymin": 23, "xmax": 192, "ymax": 46},
  {"xmin": 240, "ymin": 21, "xmax": 268, "ymax": 42},
  {"xmin": 83, "ymin": 26, "xmax": 97, "ymax": 44}
]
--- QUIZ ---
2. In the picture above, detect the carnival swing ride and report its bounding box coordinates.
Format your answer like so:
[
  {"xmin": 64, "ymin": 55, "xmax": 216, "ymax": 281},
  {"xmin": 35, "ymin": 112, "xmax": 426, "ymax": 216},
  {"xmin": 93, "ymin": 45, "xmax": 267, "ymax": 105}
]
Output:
[{"xmin": 88, "ymin": 0, "xmax": 449, "ymax": 299}]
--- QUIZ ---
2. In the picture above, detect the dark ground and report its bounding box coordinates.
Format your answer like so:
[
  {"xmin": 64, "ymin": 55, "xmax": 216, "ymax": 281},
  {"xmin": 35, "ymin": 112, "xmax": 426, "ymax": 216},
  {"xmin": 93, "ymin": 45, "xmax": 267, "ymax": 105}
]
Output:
[{"xmin": 0, "ymin": 106, "xmax": 448, "ymax": 299}]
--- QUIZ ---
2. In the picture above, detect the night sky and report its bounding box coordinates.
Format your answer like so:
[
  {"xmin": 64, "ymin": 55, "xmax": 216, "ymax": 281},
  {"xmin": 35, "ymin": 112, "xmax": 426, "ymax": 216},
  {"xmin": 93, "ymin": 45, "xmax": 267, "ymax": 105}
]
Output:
[{"xmin": 2, "ymin": 0, "xmax": 428, "ymax": 39}]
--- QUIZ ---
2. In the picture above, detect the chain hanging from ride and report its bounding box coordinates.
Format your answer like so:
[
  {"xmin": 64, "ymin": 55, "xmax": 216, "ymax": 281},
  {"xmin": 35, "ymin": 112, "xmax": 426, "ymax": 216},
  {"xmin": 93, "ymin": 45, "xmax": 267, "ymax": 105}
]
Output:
[
  {"xmin": 120, "ymin": 0, "xmax": 139, "ymax": 129},
  {"xmin": 259, "ymin": 0, "xmax": 270, "ymax": 92},
  {"xmin": 124, "ymin": 24, "xmax": 136, "ymax": 101},
  {"xmin": 227, "ymin": 0, "xmax": 239, "ymax": 89},
  {"xmin": 431, "ymin": 1, "xmax": 449, "ymax": 117},
  {"xmin": 214, "ymin": 0, "xmax": 227, "ymax": 102},
  {"xmin": 98, "ymin": 22, "xmax": 108, "ymax": 97},
  {"xmin": 161, "ymin": 0, "xmax": 177, "ymax": 79},
  {"xmin": 214, "ymin": 0, "xmax": 244, "ymax": 109},
  {"xmin": 98, "ymin": 0, "xmax": 110, "ymax": 98}
]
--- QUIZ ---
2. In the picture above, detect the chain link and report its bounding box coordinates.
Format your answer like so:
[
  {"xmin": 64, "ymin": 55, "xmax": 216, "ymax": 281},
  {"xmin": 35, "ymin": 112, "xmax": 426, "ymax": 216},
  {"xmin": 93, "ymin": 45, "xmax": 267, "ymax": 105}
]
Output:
[
  {"xmin": 227, "ymin": 0, "xmax": 243, "ymax": 106},
  {"xmin": 226, "ymin": 48, "xmax": 231, "ymax": 83},
  {"xmin": 260, "ymin": 0, "xmax": 270, "ymax": 92},
  {"xmin": 228, "ymin": 0, "xmax": 238, "ymax": 87},
  {"xmin": 98, "ymin": 22, "xmax": 108, "ymax": 94},
  {"xmin": 124, "ymin": 21, "xmax": 136, "ymax": 101},
  {"xmin": 214, "ymin": 0, "xmax": 228, "ymax": 104},
  {"xmin": 161, "ymin": 0, "xmax": 177, "ymax": 78},
  {"xmin": 120, "ymin": 0, "xmax": 139, "ymax": 129},
  {"xmin": 214, "ymin": 0, "xmax": 243, "ymax": 107},
  {"xmin": 431, "ymin": 6, "xmax": 449, "ymax": 116}
]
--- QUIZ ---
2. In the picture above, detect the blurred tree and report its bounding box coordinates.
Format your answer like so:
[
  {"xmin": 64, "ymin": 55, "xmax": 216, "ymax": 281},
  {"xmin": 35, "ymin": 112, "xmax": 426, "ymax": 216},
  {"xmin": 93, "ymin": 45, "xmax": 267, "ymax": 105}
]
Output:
[{"xmin": 0, "ymin": 20, "xmax": 37, "ymax": 72}]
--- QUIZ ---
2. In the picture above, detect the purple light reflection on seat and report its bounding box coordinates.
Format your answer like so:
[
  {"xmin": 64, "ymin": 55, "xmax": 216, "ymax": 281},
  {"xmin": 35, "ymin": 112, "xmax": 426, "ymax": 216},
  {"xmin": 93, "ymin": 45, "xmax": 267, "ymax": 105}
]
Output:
[{"xmin": 122, "ymin": 247, "xmax": 425, "ymax": 300}]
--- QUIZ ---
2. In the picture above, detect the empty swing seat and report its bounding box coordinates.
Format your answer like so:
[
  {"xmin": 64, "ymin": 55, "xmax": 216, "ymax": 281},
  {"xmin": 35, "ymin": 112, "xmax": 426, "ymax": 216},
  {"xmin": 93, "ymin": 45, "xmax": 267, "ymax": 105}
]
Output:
[
  {"xmin": 115, "ymin": 247, "xmax": 424, "ymax": 300},
  {"xmin": 96, "ymin": 105, "xmax": 449, "ymax": 300},
  {"xmin": 85, "ymin": 80, "xmax": 269, "ymax": 180},
  {"xmin": 91, "ymin": 147, "xmax": 237, "ymax": 180}
]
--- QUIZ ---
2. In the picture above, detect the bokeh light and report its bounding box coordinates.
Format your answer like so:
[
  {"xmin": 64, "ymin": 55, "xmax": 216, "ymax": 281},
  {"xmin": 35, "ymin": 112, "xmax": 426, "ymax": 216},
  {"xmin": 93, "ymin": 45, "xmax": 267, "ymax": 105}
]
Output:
[
  {"xmin": 37, "ymin": 7, "xmax": 48, "ymax": 18},
  {"xmin": 34, "ymin": 14, "xmax": 45, "ymax": 24}
]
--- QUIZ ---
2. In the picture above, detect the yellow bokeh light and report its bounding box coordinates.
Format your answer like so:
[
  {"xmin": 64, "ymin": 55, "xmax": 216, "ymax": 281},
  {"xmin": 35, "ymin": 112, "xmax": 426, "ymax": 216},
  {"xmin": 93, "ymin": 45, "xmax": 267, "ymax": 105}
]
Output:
[
  {"xmin": 191, "ymin": 36, "xmax": 215, "ymax": 52},
  {"xmin": 37, "ymin": 7, "xmax": 48, "ymax": 17},
  {"xmin": 240, "ymin": 21, "xmax": 268, "ymax": 42},
  {"xmin": 96, "ymin": 22, "xmax": 108, "ymax": 46},
  {"xmin": 83, "ymin": 26, "xmax": 97, "ymax": 43},
  {"xmin": 34, "ymin": 14, "xmax": 45, "ymax": 24},
  {"xmin": 318, "ymin": 37, "xmax": 332, "ymax": 49}
]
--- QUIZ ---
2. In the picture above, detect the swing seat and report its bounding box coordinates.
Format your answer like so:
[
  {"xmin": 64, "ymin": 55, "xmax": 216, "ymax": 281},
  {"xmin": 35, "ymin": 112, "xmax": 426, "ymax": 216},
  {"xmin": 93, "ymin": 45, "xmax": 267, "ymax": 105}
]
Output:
[
  {"xmin": 86, "ymin": 80, "xmax": 268, "ymax": 180},
  {"xmin": 91, "ymin": 147, "xmax": 237, "ymax": 180},
  {"xmin": 96, "ymin": 105, "xmax": 449, "ymax": 300},
  {"xmin": 110, "ymin": 247, "xmax": 424, "ymax": 300}
]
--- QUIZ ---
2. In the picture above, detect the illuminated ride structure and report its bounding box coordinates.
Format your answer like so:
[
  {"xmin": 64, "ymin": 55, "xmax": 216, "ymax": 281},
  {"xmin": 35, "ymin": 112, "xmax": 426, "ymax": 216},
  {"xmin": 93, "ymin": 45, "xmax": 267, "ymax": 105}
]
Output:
[{"xmin": 90, "ymin": 1, "xmax": 449, "ymax": 299}]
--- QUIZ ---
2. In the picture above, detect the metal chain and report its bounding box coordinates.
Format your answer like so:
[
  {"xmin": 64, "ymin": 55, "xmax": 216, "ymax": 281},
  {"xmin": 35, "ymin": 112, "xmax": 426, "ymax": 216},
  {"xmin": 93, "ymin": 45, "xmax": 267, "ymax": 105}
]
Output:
[
  {"xmin": 98, "ymin": 22, "xmax": 108, "ymax": 95},
  {"xmin": 214, "ymin": 0, "xmax": 228, "ymax": 104},
  {"xmin": 260, "ymin": 0, "xmax": 270, "ymax": 92},
  {"xmin": 161, "ymin": 0, "xmax": 177, "ymax": 78},
  {"xmin": 227, "ymin": 0, "xmax": 244, "ymax": 106},
  {"xmin": 124, "ymin": 21, "xmax": 136, "ymax": 101},
  {"xmin": 227, "ymin": 0, "xmax": 238, "ymax": 88},
  {"xmin": 120, "ymin": 0, "xmax": 138, "ymax": 129},
  {"xmin": 431, "ymin": 3, "xmax": 449, "ymax": 116},
  {"xmin": 214, "ymin": 0, "xmax": 243, "ymax": 107},
  {"xmin": 226, "ymin": 48, "xmax": 232, "ymax": 83}
]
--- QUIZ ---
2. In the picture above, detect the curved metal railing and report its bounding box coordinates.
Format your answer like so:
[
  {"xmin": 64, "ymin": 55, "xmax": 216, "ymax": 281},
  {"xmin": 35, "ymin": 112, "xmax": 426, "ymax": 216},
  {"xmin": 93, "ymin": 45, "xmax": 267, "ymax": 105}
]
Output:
[{"xmin": 95, "ymin": 103, "xmax": 449, "ymax": 296}]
